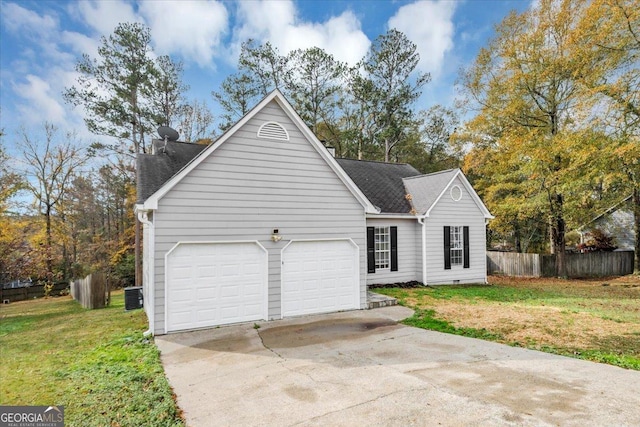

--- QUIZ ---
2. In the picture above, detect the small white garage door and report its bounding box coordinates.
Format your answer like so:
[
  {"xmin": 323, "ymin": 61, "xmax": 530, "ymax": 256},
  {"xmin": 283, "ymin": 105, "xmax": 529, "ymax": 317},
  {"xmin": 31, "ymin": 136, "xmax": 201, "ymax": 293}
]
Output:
[
  {"xmin": 166, "ymin": 242, "xmax": 267, "ymax": 332},
  {"xmin": 281, "ymin": 239, "xmax": 359, "ymax": 317}
]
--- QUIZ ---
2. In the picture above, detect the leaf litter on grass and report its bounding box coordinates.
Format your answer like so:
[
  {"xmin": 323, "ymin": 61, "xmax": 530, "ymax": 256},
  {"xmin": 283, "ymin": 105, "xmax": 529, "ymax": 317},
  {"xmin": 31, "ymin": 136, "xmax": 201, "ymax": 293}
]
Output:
[{"xmin": 374, "ymin": 275, "xmax": 640, "ymax": 369}]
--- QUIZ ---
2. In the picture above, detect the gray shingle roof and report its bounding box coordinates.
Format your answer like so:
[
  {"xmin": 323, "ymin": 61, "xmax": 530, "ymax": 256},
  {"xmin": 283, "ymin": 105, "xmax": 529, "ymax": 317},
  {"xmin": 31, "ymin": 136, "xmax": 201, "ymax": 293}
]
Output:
[
  {"xmin": 403, "ymin": 169, "xmax": 459, "ymax": 215},
  {"xmin": 336, "ymin": 159, "xmax": 421, "ymax": 213},
  {"xmin": 136, "ymin": 140, "xmax": 207, "ymax": 203}
]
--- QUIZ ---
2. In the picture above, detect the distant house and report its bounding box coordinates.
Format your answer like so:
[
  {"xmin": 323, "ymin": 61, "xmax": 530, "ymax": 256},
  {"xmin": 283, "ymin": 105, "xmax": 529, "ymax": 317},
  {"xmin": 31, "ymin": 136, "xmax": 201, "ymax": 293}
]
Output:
[
  {"xmin": 578, "ymin": 196, "xmax": 634, "ymax": 251},
  {"xmin": 135, "ymin": 90, "xmax": 493, "ymax": 335}
]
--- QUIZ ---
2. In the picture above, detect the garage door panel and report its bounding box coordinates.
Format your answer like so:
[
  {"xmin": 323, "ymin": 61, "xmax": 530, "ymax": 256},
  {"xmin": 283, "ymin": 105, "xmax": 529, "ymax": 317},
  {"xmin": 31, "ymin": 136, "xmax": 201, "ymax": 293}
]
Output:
[
  {"xmin": 196, "ymin": 265, "xmax": 216, "ymax": 278},
  {"xmin": 282, "ymin": 240, "xmax": 359, "ymax": 317},
  {"xmin": 172, "ymin": 289, "xmax": 192, "ymax": 302},
  {"xmin": 167, "ymin": 242, "xmax": 267, "ymax": 332},
  {"xmin": 197, "ymin": 308, "xmax": 217, "ymax": 322},
  {"xmin": 197, "ymin": 287, "xmax": 218, "ymax": 300}
]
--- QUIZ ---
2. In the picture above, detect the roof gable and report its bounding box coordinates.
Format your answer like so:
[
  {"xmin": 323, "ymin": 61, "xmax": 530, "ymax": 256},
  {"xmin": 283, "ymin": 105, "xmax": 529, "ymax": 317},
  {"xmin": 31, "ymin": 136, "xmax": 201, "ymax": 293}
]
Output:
[
  {"xmin": 138, "ymin": 90, "xmax": 377, "ymax": 213},
  {"xmin": 336, "ymin": 159, "xmax": 421, "ymax": 214},
  {"xmin": 578, "ymin": 195, "xmax": 633, "ymax": 230},
  {"xmin": 403, "ymin": 169, "xmax": 493, "ymax": 219}
]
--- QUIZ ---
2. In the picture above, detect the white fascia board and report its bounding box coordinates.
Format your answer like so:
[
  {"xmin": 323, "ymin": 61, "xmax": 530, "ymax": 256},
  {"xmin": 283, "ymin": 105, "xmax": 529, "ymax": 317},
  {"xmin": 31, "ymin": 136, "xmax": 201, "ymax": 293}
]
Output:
[
  {"xmin": 456, "ymin": 171, "xmax": 494, "ymax": 219},
  {"xmin": 424, "ymin": 169, "xmax": 494, "ymax": 219},
  {"xmin": 141, "ymin": 90, "xmax": 282, "ymax": 211}
]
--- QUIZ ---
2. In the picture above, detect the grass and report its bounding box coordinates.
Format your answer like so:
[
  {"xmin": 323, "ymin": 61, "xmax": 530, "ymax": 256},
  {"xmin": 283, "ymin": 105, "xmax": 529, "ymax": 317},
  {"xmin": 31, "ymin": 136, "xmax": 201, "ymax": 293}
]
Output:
[
  {"xmin": 0, "ymin": 292, "xmax": 184, "ymax": 427},
  {"xmin": 374, "ymin": 275, "xmax": 640, "ymax": 370}
]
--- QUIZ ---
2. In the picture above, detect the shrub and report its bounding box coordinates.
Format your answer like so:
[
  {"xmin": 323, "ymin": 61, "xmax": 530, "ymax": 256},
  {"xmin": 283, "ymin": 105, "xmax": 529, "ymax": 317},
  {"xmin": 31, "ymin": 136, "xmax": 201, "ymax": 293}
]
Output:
[{"xmin": 577, "ymin": 228, "xmax": 617, "ymax": 252}]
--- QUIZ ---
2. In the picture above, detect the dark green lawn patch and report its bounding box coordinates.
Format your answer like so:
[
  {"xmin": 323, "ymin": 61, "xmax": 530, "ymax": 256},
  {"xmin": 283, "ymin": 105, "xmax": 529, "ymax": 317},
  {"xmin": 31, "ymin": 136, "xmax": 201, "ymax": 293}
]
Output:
[
  {"xmin": 403, "ymin": 308, "xmax": 503, "ymax": 341},
  {"xmin": 0, "ymin": 292, "xmax": 184, "ymax": 426}
]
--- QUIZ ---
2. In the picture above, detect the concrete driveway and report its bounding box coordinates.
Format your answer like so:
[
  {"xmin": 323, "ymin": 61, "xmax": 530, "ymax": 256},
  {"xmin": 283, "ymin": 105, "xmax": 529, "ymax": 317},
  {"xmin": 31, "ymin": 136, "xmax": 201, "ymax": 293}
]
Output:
[{"xmin": 156, "ymin": 306, "xmax": 640, "ymax": 426}]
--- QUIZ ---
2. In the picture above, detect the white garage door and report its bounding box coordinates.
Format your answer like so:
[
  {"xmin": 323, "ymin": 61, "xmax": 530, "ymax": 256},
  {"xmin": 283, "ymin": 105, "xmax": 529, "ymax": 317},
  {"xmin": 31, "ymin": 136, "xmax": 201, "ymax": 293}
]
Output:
[
  {"xmin": 166, "ymin": 242, "xmax": 267, "ymax": 332},
  {"xmin": 281, "ymin": 239, "xmax": 359, "ymax": 317}
]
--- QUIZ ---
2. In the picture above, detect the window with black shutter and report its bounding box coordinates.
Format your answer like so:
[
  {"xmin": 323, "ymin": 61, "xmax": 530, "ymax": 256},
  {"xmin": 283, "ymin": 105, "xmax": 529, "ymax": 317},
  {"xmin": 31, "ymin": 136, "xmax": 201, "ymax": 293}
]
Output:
[
  {"xmin": 390, "ymin": 226, "xmax": 398, "ymax": 271},
  {"xmin": 367, "ymin": 227, "xmax": 375, "ymax": 273},
  {"xmin": 445, "ymin": 226, "xmax": 470, "ymax": 269},
  {"xmin": 444, "ymin": 226, "xmax": 451, "ymax": 270},
  {"xmin": 367, "ymin": 226, "xmax": 398, "ymax": 273}
]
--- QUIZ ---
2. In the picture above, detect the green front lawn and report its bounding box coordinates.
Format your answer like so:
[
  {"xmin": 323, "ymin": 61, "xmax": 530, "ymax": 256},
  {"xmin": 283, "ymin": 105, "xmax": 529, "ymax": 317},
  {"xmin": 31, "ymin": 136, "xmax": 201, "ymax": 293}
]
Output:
[{"xmin": 0, "ymin": 292, "xmax": 183, "ymax": 427}]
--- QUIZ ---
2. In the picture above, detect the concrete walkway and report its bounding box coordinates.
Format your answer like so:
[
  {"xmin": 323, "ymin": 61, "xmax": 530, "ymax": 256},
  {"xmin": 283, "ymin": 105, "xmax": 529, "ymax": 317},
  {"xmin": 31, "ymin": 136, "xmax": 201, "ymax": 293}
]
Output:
[{"xmin": 156, "ymin": 306, "xmax": 640, "ymax": 427}]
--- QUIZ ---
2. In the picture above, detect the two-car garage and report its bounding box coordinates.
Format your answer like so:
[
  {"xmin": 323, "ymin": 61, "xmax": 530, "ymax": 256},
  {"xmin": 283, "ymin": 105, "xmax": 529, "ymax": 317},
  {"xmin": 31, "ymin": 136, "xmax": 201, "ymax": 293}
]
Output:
[{"xmin": 165, "ymin": 240, "xmax": 360, "ymax": 333}]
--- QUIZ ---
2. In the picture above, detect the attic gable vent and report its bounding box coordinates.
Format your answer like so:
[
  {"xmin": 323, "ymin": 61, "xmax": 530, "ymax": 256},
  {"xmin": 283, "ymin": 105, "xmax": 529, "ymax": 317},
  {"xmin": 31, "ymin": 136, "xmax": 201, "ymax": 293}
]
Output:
[{"xmin": 257, "ymin": 121, "xmax": 289, "ymax": 141}]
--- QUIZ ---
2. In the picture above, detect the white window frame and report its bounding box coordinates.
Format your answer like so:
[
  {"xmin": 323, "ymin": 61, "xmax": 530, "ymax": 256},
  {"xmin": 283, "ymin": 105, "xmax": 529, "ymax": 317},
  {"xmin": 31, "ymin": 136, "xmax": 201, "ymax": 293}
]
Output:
[
  {"xmin": 450, "ymin": 226, "xmax": 463, "ymax": 266},
  {"xmin": 374, "ymin": 226, "xmax": 390, "ymax": 270}
]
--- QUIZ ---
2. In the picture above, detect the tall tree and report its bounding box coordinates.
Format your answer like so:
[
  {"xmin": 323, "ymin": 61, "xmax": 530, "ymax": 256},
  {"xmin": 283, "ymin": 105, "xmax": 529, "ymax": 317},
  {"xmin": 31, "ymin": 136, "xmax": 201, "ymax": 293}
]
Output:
[
  {"xmin": 460, "ymin": 0, "xmax": 595, "ymax": 276},
  {"xmin": 212, "ymin": 72, "xmax": 261, "ymax": 132},
  {"xmin": 351, "ymin": 29, "xmax": 430, "ymax": 162},
  {"xmin": 410, "ymin": 105, "xmax": 461, "ymax": 173},
  {"xmin": 148, "ymin": 55, "xmax": 189, "ymax": 129},
  {"xmin": 65, "ymin": 23, "xmax": 160, "ymax": 156},
  {"xmin": 286, "ymin": 47, "xmax": 347, "ymax": 135},
  {"xmin": 573, "ymin": 0, "xmax": 640, "ymax": 272},
  {"xmin": 65, "ymin": 22, "xmax": 187, "ymax": 286},
  {"xmin": 178, "ymin": 99, "xmax": 216, "ymax": 143},
  {"xmin": 0, "ymin": 139, "xmax": 27, "ymax": 285},
  {"xmin": 20, "ymin": 123, "xmax": 87, "ymax": 284},
  {"xmin": 0, "ymin": 140, "xmax": 22, "ymax": 215},
  {"xmin": 238, "ymin": 40, "xmax": 289, "ymax": 96}
]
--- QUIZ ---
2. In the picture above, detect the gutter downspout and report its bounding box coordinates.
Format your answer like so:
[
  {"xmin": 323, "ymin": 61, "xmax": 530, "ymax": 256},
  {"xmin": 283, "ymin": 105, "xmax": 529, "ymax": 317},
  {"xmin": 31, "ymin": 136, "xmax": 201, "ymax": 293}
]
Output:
[
  {"xmin": 485, "ymin": 218, "xmax": 491, "ymax": 284},
  {"xmin": 417, "ymin": 215, "xmax": 427, "ymax": 286},
  {"xmin": 137, "ymin": 209, "xmax": 154, "ymax": 337}
]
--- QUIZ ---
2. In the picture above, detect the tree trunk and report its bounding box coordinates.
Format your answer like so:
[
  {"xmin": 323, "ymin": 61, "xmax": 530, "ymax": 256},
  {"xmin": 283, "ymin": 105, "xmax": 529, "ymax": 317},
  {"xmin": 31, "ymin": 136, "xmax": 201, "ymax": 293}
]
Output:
[
  {"xmin": 384, "ymin": 138, "xmax": 390, "ymax": 162},
  {"xmin": 513, "ymin": 220, "xmax": 522, "ymax": 253},
  {"xmin": 634, "ymin": 186, "xmax": 640, "ymax": 275},
  {"xmin": 45, "ymin": 205, "xmax": 53, "ymax": 285},
  {"xmin": 551, "ymin": 194, "xmax": 567, "ymax": 278}
]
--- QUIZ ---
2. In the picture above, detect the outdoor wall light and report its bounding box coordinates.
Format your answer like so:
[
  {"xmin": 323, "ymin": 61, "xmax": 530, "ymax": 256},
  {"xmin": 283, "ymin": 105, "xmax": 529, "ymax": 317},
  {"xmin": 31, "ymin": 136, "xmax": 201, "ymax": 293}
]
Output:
[{"xmin": 271, "ymin": 229, "xmax": 282, "ymax": 242}]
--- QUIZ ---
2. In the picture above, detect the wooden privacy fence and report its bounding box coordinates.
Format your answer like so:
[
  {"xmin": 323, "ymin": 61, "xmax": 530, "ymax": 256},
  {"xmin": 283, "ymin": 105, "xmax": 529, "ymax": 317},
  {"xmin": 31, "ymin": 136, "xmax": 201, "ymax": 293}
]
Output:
[
  {"xmin": 1, "ymin": 282, "xmax": 68, "ymax": 303},
  {"xmin": 70, "ymin": 272, "xmax": 107, "ymax": 309},
  {"xmin": 488, "ymin": 251, "xmax": 634, "ymax": 278},
  {"xmin": 487, "ymin": 252, "xmax": 542, "ymax": 277}
]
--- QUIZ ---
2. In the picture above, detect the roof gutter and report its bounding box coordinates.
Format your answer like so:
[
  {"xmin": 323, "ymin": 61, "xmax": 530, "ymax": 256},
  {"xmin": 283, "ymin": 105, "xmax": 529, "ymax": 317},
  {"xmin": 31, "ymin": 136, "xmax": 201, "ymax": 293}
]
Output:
[{"xmin": 366, "ymin": 213, "xmax": 414, "ymax": 219}]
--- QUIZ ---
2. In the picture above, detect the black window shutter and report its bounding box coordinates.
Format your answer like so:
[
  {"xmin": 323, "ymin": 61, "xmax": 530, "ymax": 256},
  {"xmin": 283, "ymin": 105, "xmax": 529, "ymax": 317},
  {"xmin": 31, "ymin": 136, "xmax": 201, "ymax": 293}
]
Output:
[
  {"xmin": 444, "ymin": 226, "xmax": 451, "ymax": 270},
  {"xmin": 463, "ymin": 226, "xmax": 470, "ymax": 268},
  {"xmin": 367, "ymin": 227, "xmax": 375, "ymax": 273},
  {"xmin": 390, "ymin": 226, "xmax": 398, "ymax": 272}
]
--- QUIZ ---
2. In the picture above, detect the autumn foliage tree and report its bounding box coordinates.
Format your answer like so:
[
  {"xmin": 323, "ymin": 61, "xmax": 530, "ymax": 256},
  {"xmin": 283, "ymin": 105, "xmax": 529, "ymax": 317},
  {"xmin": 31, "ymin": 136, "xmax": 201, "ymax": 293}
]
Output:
[
  {"xmin": 572, "ymin": 0, "xmax": 640, "ymax": 272},
  {"xmin": 460, "ymin": 0, "xmax": 613, "ymax": 276},
  {"xmin": 20, "ymin": 124, "xmax": 87, "ymax": 286}
]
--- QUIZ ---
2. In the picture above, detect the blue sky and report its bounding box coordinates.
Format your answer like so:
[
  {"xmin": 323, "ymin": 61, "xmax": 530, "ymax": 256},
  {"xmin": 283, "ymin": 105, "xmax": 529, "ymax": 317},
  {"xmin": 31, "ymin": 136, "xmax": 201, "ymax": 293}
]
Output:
[{"xmin": 0, "ymin": 0, "xmax": 531, "ymax": 150}]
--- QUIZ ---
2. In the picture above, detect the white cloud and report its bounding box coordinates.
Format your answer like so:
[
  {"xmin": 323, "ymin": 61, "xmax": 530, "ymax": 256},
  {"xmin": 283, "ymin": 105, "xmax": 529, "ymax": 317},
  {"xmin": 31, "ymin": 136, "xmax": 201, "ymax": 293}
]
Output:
[
  {"xmin": 61, "ymin": 30, "xmax": 100, "ymax": 58},
  {"xmin": 1, "ymin": 2, "xmax": 58, "ymax": 37},
  {"xmin": 140, "ymin": 0, "xmax": 228, "ymax": 66},
  {"xmin": 13, "ymin": 75, "xmax": 66, "ymax": 124},
  {"xmin": 388, "ymin": 0, "xmax": 456, "ymax": 77},
  {"xmin": 232, "ymin": 0, "xmax": 370, "ymax": 66},
  {"xmin": 74, "ymin": 0, "xmax": 141, "ymax": 36}
]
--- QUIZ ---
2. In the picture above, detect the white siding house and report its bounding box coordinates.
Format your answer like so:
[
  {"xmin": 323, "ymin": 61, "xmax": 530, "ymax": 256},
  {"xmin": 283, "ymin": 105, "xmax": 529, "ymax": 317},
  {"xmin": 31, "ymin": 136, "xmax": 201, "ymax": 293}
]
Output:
[
  {"xmin": 136, "ymin": 90, "xmax": 493, "ymax": 335},
  {"xmin": 136, "ymin": 91, "xmax": 376, "ymax": 335},
  {"xmin": 338, "ymin": 162, "xmax": 494, "ymax": 287}
]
